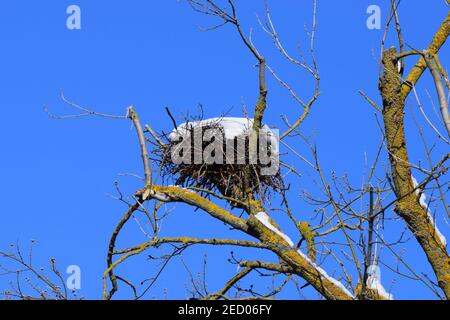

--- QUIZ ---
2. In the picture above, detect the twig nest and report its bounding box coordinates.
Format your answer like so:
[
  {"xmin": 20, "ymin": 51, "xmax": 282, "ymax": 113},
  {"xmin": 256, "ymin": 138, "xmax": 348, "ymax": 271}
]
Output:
[{"xmin": 157, "ymin": 117, "xmax": 282, "ymax": 201}]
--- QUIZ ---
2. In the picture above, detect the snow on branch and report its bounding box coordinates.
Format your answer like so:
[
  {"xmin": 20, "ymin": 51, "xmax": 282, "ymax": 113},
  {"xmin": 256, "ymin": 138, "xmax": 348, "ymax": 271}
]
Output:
[
  {"xmin": 255, "ymin": 212, "xmax": 355, "ymax": 298},
  {"xmin": 366, "ymin": 265, "xmax": 393, "ymax": 300},
  {"xmin": 411, "ymin": 175, "xmax": 447, "ymax": 247},
  {"xmin": 255, "ymin": 212, "xmax": 295, "ymax": 247}
]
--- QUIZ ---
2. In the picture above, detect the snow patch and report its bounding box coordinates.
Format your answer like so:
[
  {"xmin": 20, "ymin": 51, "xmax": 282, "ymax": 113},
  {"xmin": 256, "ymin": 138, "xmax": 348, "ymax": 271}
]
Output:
[
  {"xmin": 255, "ymin": 212, "xmax": 294, "ymax": 247},
  {"xmin": 411, "ymin": 176, "xmax": 447, "ymax": 246},
  {"xmin": 296, "ymin": 249, "xmax": 354, "ymax": 298},
  {"xmin": 366, "ymin": 265, "xmax": 393, "ymax": 300}
]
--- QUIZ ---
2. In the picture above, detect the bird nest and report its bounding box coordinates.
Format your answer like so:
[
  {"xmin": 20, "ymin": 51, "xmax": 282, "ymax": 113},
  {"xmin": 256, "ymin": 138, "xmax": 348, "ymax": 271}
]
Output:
[{"xmin": 153, "ymin": 117, "xmax": 283, "ymax": 202}]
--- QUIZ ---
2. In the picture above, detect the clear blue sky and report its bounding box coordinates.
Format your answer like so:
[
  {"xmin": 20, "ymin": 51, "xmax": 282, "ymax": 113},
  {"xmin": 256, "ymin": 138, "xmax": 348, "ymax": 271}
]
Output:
[{"xmin": 0, "ymin": 0, "xmax": 448, "ymax": 299}]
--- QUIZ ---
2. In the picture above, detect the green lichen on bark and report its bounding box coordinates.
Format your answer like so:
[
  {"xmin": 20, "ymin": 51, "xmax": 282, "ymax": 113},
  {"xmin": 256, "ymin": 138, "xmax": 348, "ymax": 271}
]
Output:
[
  {"xmin": 402, "ymin": 12, "xmax": 450, "ymax": 98},
  {"xmin": 380, "ymin": 47, "xmax": 450, "ymax": 298},
  {"xmin": 298, "ymin": 221, "xmax": 316, "ymax": 262},
  {"xmin": 151, "ymin": 185, "xmax": 249, "ymax": 232}
]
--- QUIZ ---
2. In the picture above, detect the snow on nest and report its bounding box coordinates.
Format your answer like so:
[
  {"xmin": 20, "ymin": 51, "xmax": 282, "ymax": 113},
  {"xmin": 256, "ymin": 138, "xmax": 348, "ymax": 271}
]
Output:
[
  {"xmin": 255, "ymin": 211, "xmax": 355, "ymax": 298},
  {"xmin": 411, "ymin": 176, "xmax": 447, "ymax": 247},
  {"xmin": 168, "ymin": 117, "xmax": 276, "ymax": 142},
  {"xmin": 366, "ymin": 265, "xmax": 393, "ymax": 300}
]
